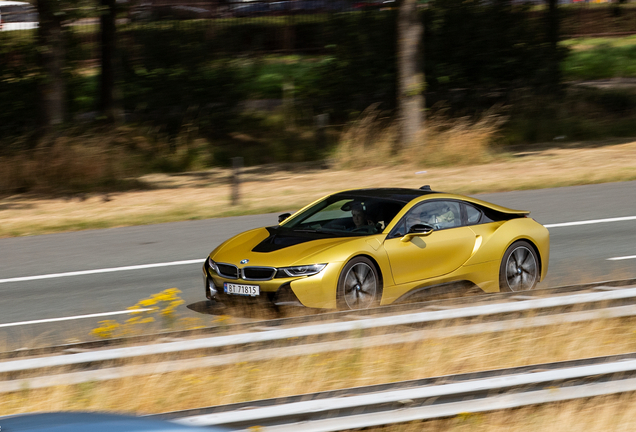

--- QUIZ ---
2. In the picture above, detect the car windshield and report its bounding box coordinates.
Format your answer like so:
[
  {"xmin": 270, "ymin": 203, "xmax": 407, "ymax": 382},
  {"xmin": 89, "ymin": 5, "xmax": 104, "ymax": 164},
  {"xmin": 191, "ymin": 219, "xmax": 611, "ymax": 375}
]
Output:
[{"xmin": 283, "ymin": 195, "xmax": 407, "ymax": 236}]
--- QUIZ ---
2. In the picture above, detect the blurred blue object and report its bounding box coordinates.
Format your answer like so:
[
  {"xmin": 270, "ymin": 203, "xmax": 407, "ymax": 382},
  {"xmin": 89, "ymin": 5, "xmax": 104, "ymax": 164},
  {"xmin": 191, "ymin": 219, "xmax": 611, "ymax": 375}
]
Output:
[{"xmin": 0, "ymin": 412, "xmax": 228, "ymax": 432}]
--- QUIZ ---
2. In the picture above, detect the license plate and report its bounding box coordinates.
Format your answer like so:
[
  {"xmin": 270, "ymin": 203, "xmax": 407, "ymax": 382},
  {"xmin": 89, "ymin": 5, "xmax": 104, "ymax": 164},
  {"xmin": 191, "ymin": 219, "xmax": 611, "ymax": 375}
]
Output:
[{"xmin": 224, "ymin": 282, "xmax": 260, "ymax": 297}]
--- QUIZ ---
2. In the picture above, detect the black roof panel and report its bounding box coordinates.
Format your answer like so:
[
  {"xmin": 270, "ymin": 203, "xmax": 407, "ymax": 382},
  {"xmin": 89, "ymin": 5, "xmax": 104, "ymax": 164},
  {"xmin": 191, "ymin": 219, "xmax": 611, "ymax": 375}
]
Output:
[{"xmin": 332, "ymin": 188, "xmax": 438, "ymax": 203}]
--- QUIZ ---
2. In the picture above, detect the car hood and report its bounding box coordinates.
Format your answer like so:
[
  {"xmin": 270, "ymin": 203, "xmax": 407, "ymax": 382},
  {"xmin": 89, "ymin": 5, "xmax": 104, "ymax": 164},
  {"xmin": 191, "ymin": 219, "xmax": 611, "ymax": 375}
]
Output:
[{"xmin": 210, "ymin": 227, "xmax": 361, "ymax": 267}]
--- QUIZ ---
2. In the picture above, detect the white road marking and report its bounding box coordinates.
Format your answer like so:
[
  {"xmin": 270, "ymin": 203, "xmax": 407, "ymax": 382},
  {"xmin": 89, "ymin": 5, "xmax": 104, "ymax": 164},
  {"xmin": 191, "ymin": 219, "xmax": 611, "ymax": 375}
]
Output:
[
  {"xmin": 607, "ymin": 255, "xmax": 636, "ymax": 261},
  {"xmin": 0, "ymin": 309, "xmax": 152, "ymax": 328},
  {"xmin": 0, "ymin": 259, "xmax": 205, "ymax": 284},
  {"xmin": 1, "ymin": 215, "xmax": 635, "ymax": 286},
  {"xmin": 1, "ymin": 214, "xmax": 635, "ymax": 329},
  {"xmin": 545, "ymin": 216, "xmax": 636, "ymax": 228}
]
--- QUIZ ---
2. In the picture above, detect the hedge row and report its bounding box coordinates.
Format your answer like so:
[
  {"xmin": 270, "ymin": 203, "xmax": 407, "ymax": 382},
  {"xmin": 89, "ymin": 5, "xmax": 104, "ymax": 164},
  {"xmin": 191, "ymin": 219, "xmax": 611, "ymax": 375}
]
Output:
[{"xmin": 0, "ymin": 0, "xmax": 578, "ymax": 141}]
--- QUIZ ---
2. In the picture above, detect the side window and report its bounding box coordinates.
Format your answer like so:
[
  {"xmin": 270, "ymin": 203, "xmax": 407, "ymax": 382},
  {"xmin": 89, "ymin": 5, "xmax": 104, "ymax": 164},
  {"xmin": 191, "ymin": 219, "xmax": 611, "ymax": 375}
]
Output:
[
  {"xmin": 393, "ymin": 219, "xmax": 406, "ymax": 237},
  {"xmin": 405, "ymin": 201, "xmax": 461, "ymax": 232},
  {"xmin": 463, "ymin": 203, "xmax": 482, "ymax": 225}
]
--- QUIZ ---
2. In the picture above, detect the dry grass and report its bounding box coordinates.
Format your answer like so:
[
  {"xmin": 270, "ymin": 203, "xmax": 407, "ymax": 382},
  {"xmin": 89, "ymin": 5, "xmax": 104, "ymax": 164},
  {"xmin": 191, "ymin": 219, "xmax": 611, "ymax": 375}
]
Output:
[
  {"xmin": 0, "ymin": 130, "xmax": 146, "ymax": 196},
  {"xmin": 370, "ymin": 394, "xmax": 636, "ymax": 432},
  {"xmin": 420, "ymin": 109, "xmax": 504, "ymax": 167},
  {"xmin": 2, "ymin": 137, "xmax": 636, "ymax": 237},
  {"xmin": 333, "ymin": 106, "xmax": 502, "ymax": 169},
  {"xmin": 2, "ymin": 316, "xmax": 636, "ymax": 418},
  {"xmin": 333, "ymin": 104, "xmax": 397, "ymax": 168}
]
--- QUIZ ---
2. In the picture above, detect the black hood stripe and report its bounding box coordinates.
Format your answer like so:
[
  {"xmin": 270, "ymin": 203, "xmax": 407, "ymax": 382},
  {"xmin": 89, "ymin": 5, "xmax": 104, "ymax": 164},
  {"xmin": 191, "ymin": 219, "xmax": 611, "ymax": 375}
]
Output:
[{"xmin": 252, "ymin": 227, "xmax": 353, "ymax": 253}]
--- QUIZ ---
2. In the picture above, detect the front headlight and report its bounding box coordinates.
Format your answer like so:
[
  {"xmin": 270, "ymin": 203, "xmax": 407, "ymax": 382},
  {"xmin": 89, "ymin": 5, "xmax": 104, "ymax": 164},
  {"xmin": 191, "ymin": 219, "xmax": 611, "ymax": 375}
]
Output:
[
  {"xmin": 280, "ymin": 264, "xmax": 327, "ymax": 277},
  {"xmin": 207, "ymin": 257, "xmax": 220, "ymax": 274}
]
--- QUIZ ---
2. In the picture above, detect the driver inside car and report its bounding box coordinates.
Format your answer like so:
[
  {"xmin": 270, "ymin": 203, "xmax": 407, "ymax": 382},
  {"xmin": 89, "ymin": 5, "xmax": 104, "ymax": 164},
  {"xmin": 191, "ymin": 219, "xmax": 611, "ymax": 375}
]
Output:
[
  {"xmin": 351, "ymin": 204, "xmax": 377, "ymax": 233},
  {"xmin": 420, "ymin": 203, "xmax": 455, "ymax": 229},
  {"xmin": 436, "ymin": 204, "xmax": 455, "ymax": 226}
]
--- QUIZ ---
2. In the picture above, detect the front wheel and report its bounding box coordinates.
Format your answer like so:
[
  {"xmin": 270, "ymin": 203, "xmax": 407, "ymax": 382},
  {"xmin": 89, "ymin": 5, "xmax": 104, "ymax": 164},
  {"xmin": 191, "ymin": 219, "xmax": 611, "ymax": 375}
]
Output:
[
  {"xmin": 499, "ymin": 240, "xmax": 540, "ymax": 292},
  {"xmin": 337, "ymin": 257, "xmax": 381, "ymax": 310}
]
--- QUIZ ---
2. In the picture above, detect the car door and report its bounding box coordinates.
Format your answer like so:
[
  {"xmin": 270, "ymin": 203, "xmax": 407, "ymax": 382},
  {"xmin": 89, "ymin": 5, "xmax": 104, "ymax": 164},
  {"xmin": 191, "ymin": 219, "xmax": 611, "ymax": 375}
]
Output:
[{"xmin": 383, "ymin": 200, "xmax": 476, "ymax": 285}]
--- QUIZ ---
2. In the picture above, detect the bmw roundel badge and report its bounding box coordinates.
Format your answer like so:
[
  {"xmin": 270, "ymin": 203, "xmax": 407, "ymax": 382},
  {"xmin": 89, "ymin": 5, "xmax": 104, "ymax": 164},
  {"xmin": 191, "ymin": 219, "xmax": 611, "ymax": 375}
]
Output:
[{"xmin": 240, "ymin": 259, "xmax": 249, "ymax": 264}]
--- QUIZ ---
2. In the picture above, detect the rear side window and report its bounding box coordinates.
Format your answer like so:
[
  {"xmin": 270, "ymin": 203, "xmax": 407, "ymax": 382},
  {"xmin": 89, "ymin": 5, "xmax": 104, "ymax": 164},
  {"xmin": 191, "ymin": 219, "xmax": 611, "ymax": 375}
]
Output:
[
  {"xmin": 463, "ymin": 203, "xmax": 482, "ymax": 225},
  {"xmin": 464, "ymin": 202, "xmax": 527, "ymax": 224}
]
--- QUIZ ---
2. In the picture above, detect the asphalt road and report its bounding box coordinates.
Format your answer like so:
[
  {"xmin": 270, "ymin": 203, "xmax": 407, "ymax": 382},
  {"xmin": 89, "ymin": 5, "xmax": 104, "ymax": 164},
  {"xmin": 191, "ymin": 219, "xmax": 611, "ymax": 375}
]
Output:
[{"xmin": 1, "ymin": 181, "xmax": 635, "ymax": 346}]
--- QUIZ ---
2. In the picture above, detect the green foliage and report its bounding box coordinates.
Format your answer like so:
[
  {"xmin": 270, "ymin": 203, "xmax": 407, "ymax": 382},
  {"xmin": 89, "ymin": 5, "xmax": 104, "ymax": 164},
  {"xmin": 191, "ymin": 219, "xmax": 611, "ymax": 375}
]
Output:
[
  {"xmin": 0, "ymin": 27, "xmax": 95, "ymax": 145},
  {"xmin": 563, "ymin": 40, "xmax": 636, "ymax": 80},
  {"xmin": 502, "ymin": 88, "xmax": 636, "ymax": 144},
  {"xmin": 0, "ymin": 3, "xmax": 573, "ymax": 140},
  {"xmin": 426, "ymin": 0, "xmax": 567, "ymax": 91},
  {"xmin": 5, "ymin": 3, "xmax": 635, "ymax": 158},
  {"xmin": 239, "ymin": 56, "xmax": 323, "ymax": 99},
  {"xmin": 299, "ymin": 11, "xmax": 398, "ymax": 117},
  {"xmin": 0, "ymin": 31, "xmax": 39, "ymax": 142},
  {"xmin": 119, "ymin": 22, "xmax": 247, "ymax": 139},
  {"xmin": 66, "ymin": 27, "xmax": 100, "ymax": 115},
  {"xmin": 295, "ymin": 0, "xmax": 569, "ymax": 118},
  {"xmin": 211, "ymin": 109, "xmax": 331, "ymax": 166}
]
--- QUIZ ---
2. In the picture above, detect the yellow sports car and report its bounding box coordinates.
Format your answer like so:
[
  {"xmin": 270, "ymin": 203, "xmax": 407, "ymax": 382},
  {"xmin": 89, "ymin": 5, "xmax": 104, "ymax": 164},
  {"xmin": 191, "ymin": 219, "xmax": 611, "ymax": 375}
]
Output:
[{"xmin": 203, "ymin": 187, "xmax": 550, "ymax": 310}]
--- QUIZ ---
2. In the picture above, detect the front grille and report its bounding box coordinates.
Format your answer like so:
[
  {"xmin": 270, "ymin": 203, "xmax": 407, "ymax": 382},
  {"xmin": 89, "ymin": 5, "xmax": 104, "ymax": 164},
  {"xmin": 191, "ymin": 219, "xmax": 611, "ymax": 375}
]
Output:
[
  {"xmin": 243, "ymin": 267, "xmax": 276, "ymax": 281},
  {"xmin": 216, "ymin": 263, "xmax": 239, "ymax": 279}
]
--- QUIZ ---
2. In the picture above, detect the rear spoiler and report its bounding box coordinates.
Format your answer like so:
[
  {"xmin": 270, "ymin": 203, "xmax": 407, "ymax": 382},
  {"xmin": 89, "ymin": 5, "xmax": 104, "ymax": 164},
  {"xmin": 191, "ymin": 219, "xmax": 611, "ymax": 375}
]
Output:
[{"xmin": 462, "ymin": 197, "xmax": 531, "ymax": 216}]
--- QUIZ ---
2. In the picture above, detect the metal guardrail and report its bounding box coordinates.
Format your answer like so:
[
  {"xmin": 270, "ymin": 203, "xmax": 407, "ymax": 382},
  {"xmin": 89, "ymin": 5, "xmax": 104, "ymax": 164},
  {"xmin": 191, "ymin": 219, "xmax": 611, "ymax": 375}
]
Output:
[
  {"xmin": 3, "ymin": 277, "xmax": 636, "ymax": 361},
  {"xmin": 1, "ymin": 284, "xmax": 636, "ymax": 394},
  {"xmin": 3, "ymin": 286, "xmax": 636, "ymax": 374},
  {"xmin": 3, "ymin": 302, "xmax": 636, "ymax": 394},
  {"xmin": 152, "ymin": 352, "xmax": 636, "ymax": 431}
]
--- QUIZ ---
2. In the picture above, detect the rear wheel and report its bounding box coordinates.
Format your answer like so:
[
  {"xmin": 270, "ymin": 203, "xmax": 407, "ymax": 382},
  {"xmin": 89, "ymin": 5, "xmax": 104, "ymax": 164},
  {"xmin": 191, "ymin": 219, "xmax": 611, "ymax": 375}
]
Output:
[
  {"xmin": 337, "ymin": 257, "xmax": 381, "ymax": 310},
  {"xmin": 499, "ymin": 240, "xmax": 539, "ymax": 292}
]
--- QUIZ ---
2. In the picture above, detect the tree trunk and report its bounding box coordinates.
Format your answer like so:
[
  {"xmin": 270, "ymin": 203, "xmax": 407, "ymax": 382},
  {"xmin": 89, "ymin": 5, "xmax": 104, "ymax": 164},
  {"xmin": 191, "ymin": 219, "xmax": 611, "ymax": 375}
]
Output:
[
  {"xmin": 397, "ymin": 0, "xmax": 424, "ymax": 149},
  {"xmin": 36, "ymin": 0, "xmax": 65, "ymax": 134},
  {"xmin": 546, "ymin": 0, "xmax": 560, "ymax": 92},
  {"xmin": 100, "ymin": 0, "xmax": 118, "ymax": 122}
]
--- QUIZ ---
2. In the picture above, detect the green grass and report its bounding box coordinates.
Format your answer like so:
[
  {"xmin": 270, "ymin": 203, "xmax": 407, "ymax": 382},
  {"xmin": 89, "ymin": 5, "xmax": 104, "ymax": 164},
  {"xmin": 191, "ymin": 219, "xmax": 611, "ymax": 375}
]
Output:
[
  {"xmin": 489, "ymin": 35, "xmax": 636, "ymax": 144},
  {"xmin": 562, "ymin": 35, "xmax": 636, "ymax": 80},
  {"xmin": 237, "ymin": 55, "xmax": 326, "ymax": 99}
]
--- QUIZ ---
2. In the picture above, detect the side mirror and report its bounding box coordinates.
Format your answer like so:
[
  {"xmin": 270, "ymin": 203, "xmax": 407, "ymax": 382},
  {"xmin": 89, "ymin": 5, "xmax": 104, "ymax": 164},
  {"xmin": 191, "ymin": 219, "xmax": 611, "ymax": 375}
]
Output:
[
  {"xmin": 408, "ymin": 224, "xmax": 434, "ymax": 234},
  {"xmin": 400, "ymin": 224, "xmax": 434, "ymax": 242},
  {"xmin": 278, "ymin": 213, "xmax": 292, "ymax": 224}
]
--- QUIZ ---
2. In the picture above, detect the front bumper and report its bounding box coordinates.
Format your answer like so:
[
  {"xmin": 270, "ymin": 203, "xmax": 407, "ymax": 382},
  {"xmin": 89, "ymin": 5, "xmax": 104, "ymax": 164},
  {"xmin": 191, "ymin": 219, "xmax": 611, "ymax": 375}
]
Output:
[
  {"xmin": 202, "ymin": 259, "xmax": 342, "ymax": 309},
  {"xmin": 202, "ymin": 259, "xmax": 303, "ymax": 307}
]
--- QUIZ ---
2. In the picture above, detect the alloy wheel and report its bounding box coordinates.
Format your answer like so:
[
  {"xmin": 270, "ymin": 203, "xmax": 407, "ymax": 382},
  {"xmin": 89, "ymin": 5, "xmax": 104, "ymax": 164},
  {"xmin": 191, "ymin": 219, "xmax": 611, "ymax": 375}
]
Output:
[
  {"xmin": 505, "ymin": 246, "xmax": 538, "ymax": 292},
  {"xmin": 343, "ymin": 262, "xmax": 378, "ymax": 309}
]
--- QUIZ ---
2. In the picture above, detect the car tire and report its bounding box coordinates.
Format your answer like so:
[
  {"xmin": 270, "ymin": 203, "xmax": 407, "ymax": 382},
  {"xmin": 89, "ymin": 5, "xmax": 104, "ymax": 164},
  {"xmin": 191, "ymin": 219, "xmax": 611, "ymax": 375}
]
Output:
[
  {"xmin": 337, "ymin": 256, "xmax": 381, "ymax": 310},
  {"xmin": 499, "ymin": 240, "xmax": 540, "ymax": 292}
]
